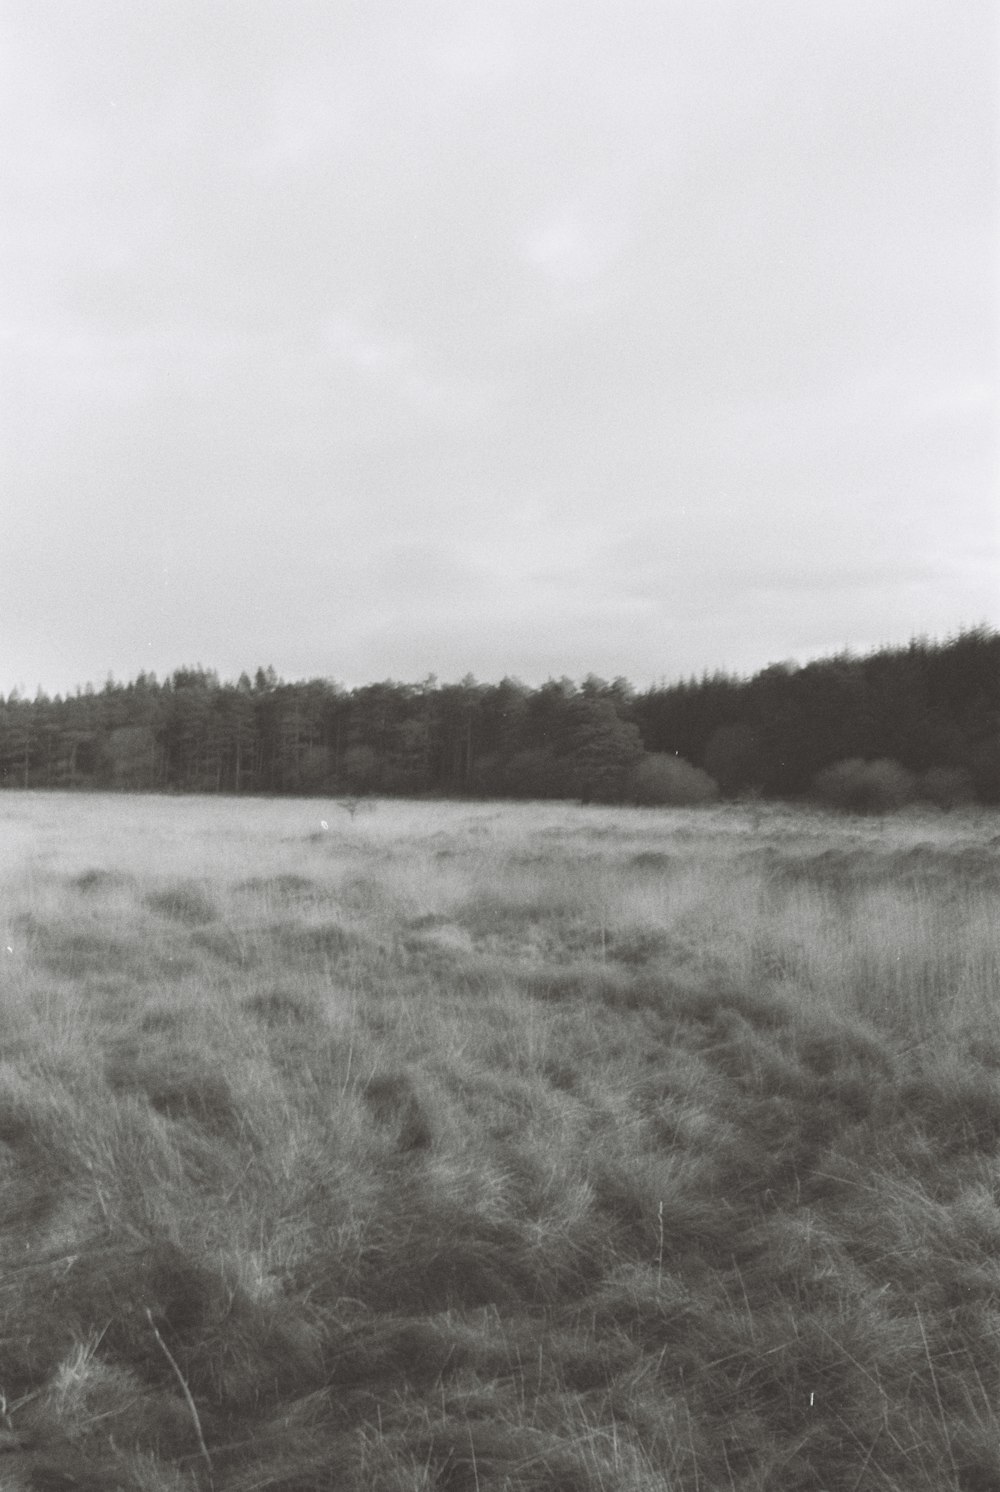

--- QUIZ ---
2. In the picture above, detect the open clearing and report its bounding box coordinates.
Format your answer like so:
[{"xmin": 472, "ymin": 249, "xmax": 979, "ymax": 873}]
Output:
[{"xmin": 1, "ymin": 791, "xmax": 1000, "ymax": 1490}]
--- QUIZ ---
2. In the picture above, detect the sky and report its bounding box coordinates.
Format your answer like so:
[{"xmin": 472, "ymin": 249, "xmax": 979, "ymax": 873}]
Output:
[{"xmin": 2, "ymin": 0, "xmax": 998, "ymax": 697}]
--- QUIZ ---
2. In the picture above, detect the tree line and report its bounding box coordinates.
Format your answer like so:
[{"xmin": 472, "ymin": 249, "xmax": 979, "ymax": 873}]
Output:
[{"xmin": 1, "ymin": 628, "xmax": 997, "ymax": 807}]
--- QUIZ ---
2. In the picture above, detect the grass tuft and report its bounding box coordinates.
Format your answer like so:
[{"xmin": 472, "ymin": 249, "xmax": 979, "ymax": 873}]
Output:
[{"xmin": 144, "ymin": 881, "xmax": 218, "ymax": 925}]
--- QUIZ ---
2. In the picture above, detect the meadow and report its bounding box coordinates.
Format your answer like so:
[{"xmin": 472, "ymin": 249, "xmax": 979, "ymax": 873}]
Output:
[{"xmin": 0, "ymin": 790, "xmax": 999, "ymax": 1491}]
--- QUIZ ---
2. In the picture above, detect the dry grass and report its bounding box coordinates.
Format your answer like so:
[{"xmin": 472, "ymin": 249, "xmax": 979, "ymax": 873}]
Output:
[{"xmin": 0, "ymin": 790, "xmax": 999, "ymax": 1489}]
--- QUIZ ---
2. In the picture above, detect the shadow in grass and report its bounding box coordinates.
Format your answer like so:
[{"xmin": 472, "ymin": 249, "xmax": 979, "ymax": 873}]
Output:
[
  {"xmin": 605, "ymin": 927, "xmax": 672, "ymax": 968},
  {"xmin": 33, "ymin": 929, "xmax": 134, "ymax": 978},
  {"xmin": 338, "ymin": 876, "xmax": 402, "ymax": 916},
  {"xmin": 267, "ymin": 919, "xmax": 367, "ymax": 962},
  {"xmin": 238, "ymin": 873, "xmax": 320, "ymax": 898},
  {"xmin": 191, "ymin": 925, "xmax": 256, "ymax": 968},
  {"xmin": 327, "ymin": 1315, "xmax": 472, "ymax": 1393},
  {"xmin": 362, "ymin": 1070, "xmax": 435, "ymax": 1153},
  {"xmin": 243, "ymin": 988, "xmax": 320, "ymax": 1026},
  {"xmin": 896, "ymin": 1069, "xmax": 1000, "ymax": 1158},
  {"xmin": 0, "ymin": 1155, "xmax": 63, "ymax": 1236},
  {"xmin": 669, "ymin": 980, "xmax": 798, "ymax": 1034},
  {"xmin": 23, "ymin": 922, "xmax": 196, "ymax": 982},
  {"xmin": 312, "ymin": 1180, "xmax": 539, "ymax": 1315},
  {"xmin": 139, "ymin": 1005, "xmax": 188, "ymax": 1035},
  {"xmin": 629, "ymin": 850, "xmax": 676, "ymax": 872},
  {"xmin": 72, "ymin": 868, "xmax": 132, "ymax": 895},
  {"xmin": 13, "ymin": 1355, "xmax": 195, "ymax": 1481},
  {"xmin": 418, "ymin": 1421, "xmax": 608, "ymax": 1492},
  {"xmin": 8, "ymin": 1236, "xmax": 323, "ymax": 1431},
  {"xmin": 519, "ymin": 965, "xmax": 629, "ymax": 1006},
  {"xmin": 358, "ymin": 1229, "xmax": 530, "ymax": 1314},
  {"xmin": 105, "ymin": 1046, "xmax": 245, "ymax": 1141}
]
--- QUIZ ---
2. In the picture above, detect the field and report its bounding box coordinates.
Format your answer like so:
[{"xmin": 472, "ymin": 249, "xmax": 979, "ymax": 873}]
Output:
[{"xmin": 1, "ymin": 792, "xmax": 1000, "ymax": 1491}]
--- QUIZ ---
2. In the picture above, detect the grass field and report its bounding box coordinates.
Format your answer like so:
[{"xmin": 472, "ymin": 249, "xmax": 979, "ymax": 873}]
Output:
[{"xmin": 1, "ymin": 791, "xmax": 999, "ymax": 1490}]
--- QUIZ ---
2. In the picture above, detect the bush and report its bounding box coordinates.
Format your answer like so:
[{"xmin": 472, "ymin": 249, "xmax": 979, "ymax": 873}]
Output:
[
  {"xmin": 631, "ymin": 753, "xmax": 719, "ymax": 806},
  {"xmin": 813, "ymin": 758, "xmax": 917, "ymax": 814},
  {"xmin": 918, "ymin": 766, "xmax": 975, "ymax": 810}
]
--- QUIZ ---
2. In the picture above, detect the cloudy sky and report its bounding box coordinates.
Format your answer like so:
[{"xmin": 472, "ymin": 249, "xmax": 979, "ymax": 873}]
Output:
[{"xmin": 3, "ymin": 1, "xmax": 997, "ymax": 696}]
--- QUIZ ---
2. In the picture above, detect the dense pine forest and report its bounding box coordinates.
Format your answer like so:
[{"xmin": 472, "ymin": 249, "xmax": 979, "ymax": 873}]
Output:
[{"xmin": 1, "ymin": 628, "xmax": 997, "ymax": 806}]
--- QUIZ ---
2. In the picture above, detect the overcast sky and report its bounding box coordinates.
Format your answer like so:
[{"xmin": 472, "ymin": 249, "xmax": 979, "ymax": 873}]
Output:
[{"xmin": 3, "ymin": 1, "xmax": 997, "ymax": 697}]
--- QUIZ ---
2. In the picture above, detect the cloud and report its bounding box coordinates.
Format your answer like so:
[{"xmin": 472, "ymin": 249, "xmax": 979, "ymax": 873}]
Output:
[{"xmin": 1, "ymin": 1, "xmax": 995, "ymax": 696}]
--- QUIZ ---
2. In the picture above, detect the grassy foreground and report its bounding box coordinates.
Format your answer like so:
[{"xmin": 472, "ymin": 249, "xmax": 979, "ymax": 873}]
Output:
[{"xmin": 1, "ymin": 792, "xmax": 999, "ymax": 1491}]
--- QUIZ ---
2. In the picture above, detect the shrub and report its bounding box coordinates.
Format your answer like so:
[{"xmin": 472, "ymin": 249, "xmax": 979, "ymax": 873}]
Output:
[
  {"xmin": 813, "ymin": 757, "xmax": 916, "ymax": 814},
  {"xmin": 630, "ymin": 752, "xmax": 719, "ymax": 806},
  {"xmin": 918, "ymin": 766, "xmax": 975, "ymax": 810}
]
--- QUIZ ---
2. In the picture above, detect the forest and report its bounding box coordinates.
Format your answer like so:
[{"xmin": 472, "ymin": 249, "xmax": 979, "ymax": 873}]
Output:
[{"xmin": 1, "ymin": 627, "xmax": 997, "ymax": 807}]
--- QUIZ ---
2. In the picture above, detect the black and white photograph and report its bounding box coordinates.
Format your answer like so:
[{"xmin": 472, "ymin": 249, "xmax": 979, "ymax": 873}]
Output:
[{"xmin": 1, "ymin": 2, "xmax": 998, "ymax": 1487}]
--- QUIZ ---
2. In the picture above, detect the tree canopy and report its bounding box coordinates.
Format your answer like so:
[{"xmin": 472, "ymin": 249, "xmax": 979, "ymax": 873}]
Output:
[{"xmin": 2, "ymin": 629, "xmax": 997, "ymax": 804}]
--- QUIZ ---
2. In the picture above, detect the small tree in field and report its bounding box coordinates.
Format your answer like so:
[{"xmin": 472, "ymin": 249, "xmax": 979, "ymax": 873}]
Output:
[
  {"xmin": 631, "ymin": 753, "xmax": 719, "ymax": 806},
  {"xmin": 563, "ymin": 697, "xmax": 643, "ymax": 803}
]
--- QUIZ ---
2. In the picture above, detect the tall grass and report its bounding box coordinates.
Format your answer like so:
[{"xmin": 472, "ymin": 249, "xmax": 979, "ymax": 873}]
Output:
[{"xmin": 0, "ymin": 791, "xmax": 998, "ymax": 1489}]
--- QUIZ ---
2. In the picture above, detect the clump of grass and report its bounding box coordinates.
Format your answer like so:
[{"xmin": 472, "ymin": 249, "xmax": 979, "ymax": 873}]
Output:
[
  {"xmin": 111, "ymin": 1056, "xmax": 242, "ymax": 1138},
  {"xmin": 72, "ymin": 868, "xmax": 130, "ymax": 895},
  {"xmin": 362, "ymin": 1070, "xmax": 436, "ymax": 1152},
  {"xmin": 25, "ymin": 924, "xmax": 158, "ymax": 980},
  {"xmin": 238, "ymin": 872, "xmax": 319, "ymax": 897},
  {"xmin": 18, "ymin": 1337, "xmax": 196, "ymax": 1463},
  {"xmin": 190, "ymin": 925, "xmax": 256, "ymax": 967},
  {"xmin": 267, "ymin": 916, "xmax": 367, "ymax": 962},
  {"xmin": 144, "ymin": 881, "xmax": 218, "ymax": 925},
  {"xmin": 242, "ymin": 987, "xmax": 319, "ymax": 1026},
  {"xmin": 629, "ymin": 850, "xmax": 675, "ymax": 872}
]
